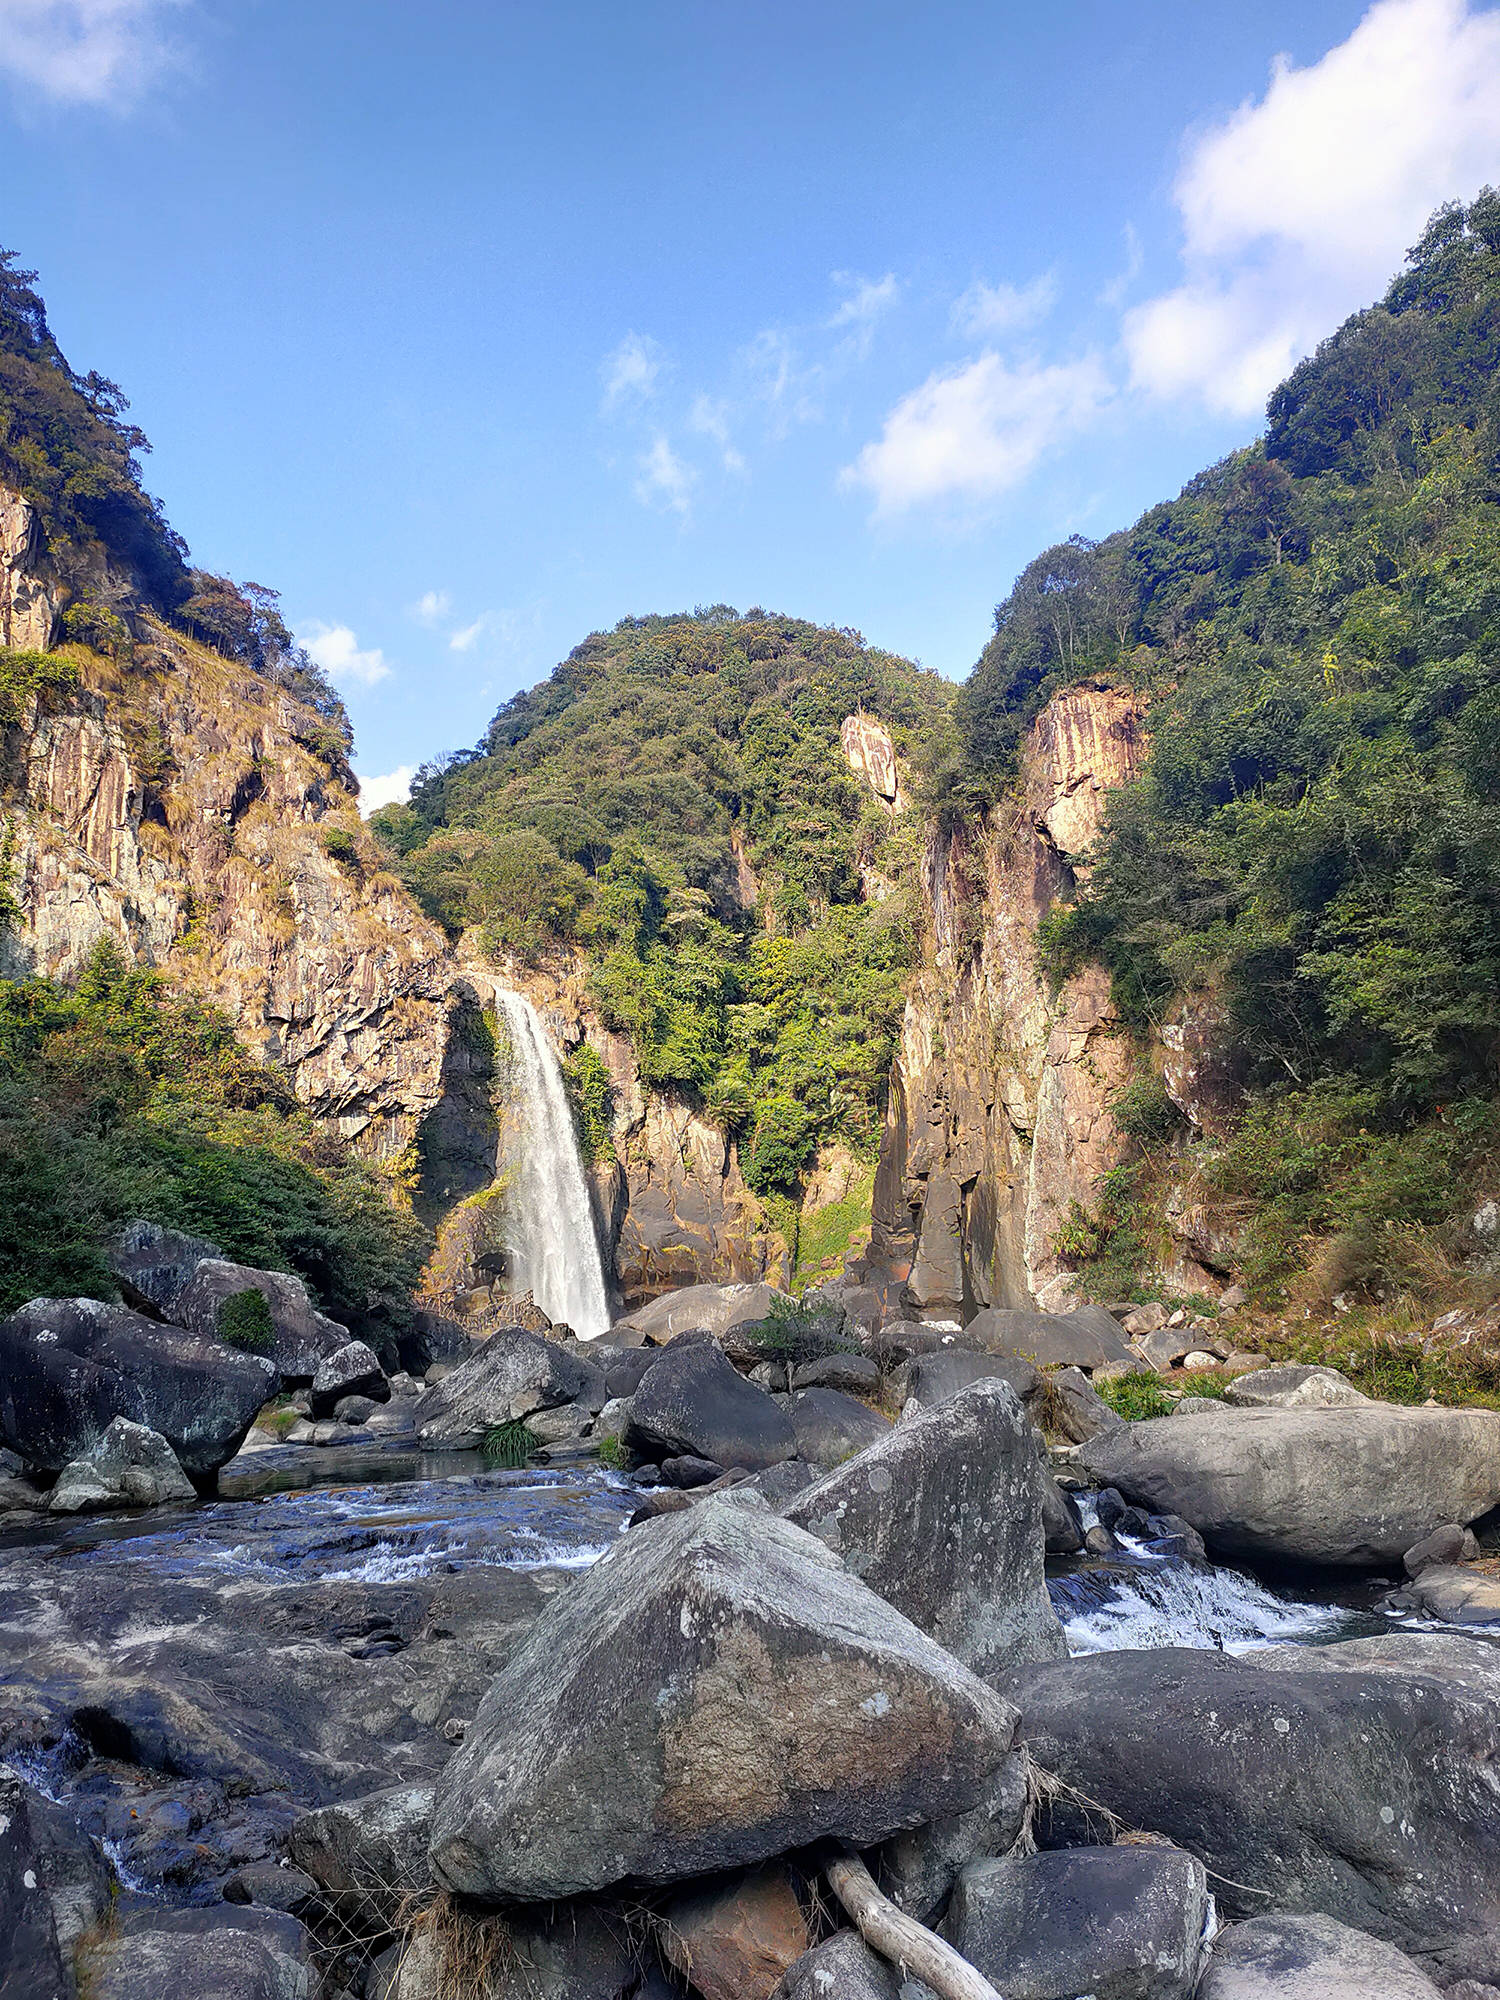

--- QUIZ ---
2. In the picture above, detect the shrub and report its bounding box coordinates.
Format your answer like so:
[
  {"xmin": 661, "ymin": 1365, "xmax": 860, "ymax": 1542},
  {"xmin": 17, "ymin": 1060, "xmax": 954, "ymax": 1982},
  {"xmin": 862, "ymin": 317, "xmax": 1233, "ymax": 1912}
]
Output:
[
  {"xmin": 320, "ymin": 825, "xmax": 361, "ymax": 870},
  {"xmin": 217, "ymin": 1287, "xmax": 274, "ymax": 1353},
  {"xmin": 1093, "ymin": 1370, "xmax": 1174, "ymax": 1421},
  {"xmin": 482, "ymin": 1418, "xmax": 541, "ymax": 1466},
  {"xmin": 1111, "ymin": 1072, "xmax": 1184, "ymax": 1149}
]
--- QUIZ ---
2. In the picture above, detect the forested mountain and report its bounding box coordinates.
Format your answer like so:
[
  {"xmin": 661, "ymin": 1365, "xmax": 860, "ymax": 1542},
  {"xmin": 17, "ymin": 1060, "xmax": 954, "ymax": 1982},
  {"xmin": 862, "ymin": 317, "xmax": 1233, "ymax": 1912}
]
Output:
[
  {"xmin": 376, "ymin": 613, "xmax": 950, "ymax": 1208},
  {"xmin": 956, "ymin": 193, "xmax": 1500, "ymax": 1311}
]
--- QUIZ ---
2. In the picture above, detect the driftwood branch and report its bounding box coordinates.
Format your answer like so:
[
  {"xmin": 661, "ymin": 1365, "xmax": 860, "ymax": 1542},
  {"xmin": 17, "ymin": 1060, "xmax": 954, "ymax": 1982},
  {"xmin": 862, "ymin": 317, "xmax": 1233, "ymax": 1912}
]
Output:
[{"xmin": 825, "ymin": 1853, "xmax": 1004, "ymax": 2000}]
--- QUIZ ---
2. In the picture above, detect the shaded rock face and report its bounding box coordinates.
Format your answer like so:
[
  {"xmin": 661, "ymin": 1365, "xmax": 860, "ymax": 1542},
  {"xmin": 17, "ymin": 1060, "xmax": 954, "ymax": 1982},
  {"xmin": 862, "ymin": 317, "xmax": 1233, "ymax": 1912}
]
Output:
[
  {"xmin": 428, "ymin": 1501, "xmax": 1021, "ymax": 1903},
  {"xmin": 0, "ymin": 1772, "xmax": 69, "ymax": 2000},
  {"xmin": 1080, "ymin": 1403, "xmax": 1500, "ymax": 1566},
  {"xmin": 626, "ymin": 1341, "xmax": 796, "ymax": 1473},
  {"xmin": 1197, "ymin": 1913, "xmax": 1444, "ymax": 1999},
  {"xmin": 49, "ymin": 1416, "xmax": 195, "ymax": 1513},
  {"xmin": 772, "ymin": 1933, "xmax": 901, "ymax": 2000},
  {"xmin": 870, "ymin": 683, "xmax": 1145, "ymax": 1319},
  {"xmin": 946, "ymin": 1845, "xmax": 1210, "ymax": 2000},
  {"xmin": 783, "ymin": 1378, "xmax": 1065, "ymax": 1678},
  {"xmin": 87, "ymin": 1905, "xmax": 313, "ymax": 2000},
  {"xmin": 415, "ymin": 1329, "xmax": 602, "ymax": 1448},
  {"xmin": 662, "ymin": 1866, "xmax": 810, "ymax": 2000},
  {"xmin": 617, "ymin": 1094, "xmax": 785, "ymax": 1306},
  {"xmin": 108, "ymin": 1219, "xmax": 222, "ymax": 1319},
  {"xmin": 1004, "ymin": 1644, "xmax": 1500, "ymax": 1975},
  {"xmin": 0, "ymin": 1296, "xmax": 274, "ymax": 1477}
]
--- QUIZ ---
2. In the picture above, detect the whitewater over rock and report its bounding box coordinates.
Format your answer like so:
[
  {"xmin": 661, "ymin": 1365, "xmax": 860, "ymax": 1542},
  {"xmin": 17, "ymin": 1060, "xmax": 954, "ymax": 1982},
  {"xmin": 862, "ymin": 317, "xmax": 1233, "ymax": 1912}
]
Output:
[{"xmin": 494, "ymin": 989, "xmax": 610, "ymax": 1340}]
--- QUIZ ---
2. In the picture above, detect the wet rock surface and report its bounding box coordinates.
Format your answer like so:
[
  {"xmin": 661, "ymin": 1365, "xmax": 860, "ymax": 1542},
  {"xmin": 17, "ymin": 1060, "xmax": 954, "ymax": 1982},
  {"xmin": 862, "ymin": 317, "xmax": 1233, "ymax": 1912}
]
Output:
[{"xmin": 1197, "ymin": 1912, "xmax": 1444, "ymax": 1998}]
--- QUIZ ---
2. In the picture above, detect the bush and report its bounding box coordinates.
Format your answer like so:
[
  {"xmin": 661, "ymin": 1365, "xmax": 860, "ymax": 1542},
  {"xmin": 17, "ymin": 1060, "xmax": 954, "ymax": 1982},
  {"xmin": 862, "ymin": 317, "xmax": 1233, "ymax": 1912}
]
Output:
[
  {"xmin": 1092, "ymin": 1371, "xmax": 1174, "ymax": 1421},
  {"xmin": 217, "ymin": 1287, "xmax": 274, "ymax": 1353},
  {"xmin": 1111, "ymin": 1072, "xmax": 1183, "ymax": 1149},
  {"xmin": 320, "ymin": 825, "xmax": 360, "ymax": 870},
  {"xmin": 562, "ymin": 1043, "xmax": 614, "ymax": 1162},
  {"xmin": 482, "ymin": 1418, "xmax": 541, "ymax": 1466}
]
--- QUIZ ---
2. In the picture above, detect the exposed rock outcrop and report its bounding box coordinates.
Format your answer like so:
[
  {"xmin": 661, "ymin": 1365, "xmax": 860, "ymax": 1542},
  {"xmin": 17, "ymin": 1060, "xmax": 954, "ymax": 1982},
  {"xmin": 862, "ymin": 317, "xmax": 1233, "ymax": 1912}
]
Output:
[{"xmin": 871, "ymin": 680, "xmax": 1144, "ymax": 1316}]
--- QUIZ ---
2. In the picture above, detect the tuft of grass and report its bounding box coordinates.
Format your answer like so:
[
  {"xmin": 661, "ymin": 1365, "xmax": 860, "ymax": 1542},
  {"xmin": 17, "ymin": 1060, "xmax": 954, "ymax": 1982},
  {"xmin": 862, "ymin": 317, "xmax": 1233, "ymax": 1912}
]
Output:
[
  {"xmin": 482, "ymin": 1418, "xmax": 542, "ymax": 1467},
  {"xmin": 217, "ymin": 1286, "xmax": 275, "ymax": 1354},
  {"xmin": 597, "ymin": 1433, "xmax": 628, "ymax": 1471},
  {"xmin": 1093, "ymin": 1371, "xmax": 1174, "ymax": 1422}
]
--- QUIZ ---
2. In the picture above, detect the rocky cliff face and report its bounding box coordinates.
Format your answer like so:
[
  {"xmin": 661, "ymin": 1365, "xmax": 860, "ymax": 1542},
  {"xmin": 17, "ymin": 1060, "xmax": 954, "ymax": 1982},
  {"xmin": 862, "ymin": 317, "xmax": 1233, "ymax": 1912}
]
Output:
[
  {"xmin": 870, "ymin": 680, "xmax": 1144, "ymax": 1315},
  {"xmin": 0, "ymin": 490, "xmax": 61, "ymax": 651}
]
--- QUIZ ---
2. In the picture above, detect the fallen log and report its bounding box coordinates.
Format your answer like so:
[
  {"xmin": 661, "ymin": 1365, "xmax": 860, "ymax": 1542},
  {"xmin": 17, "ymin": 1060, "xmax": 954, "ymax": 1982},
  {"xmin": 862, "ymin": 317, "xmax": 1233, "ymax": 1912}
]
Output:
[{"xmin": 825, "ymin": 1852, "xmax": 1004, "ymax": 2000}]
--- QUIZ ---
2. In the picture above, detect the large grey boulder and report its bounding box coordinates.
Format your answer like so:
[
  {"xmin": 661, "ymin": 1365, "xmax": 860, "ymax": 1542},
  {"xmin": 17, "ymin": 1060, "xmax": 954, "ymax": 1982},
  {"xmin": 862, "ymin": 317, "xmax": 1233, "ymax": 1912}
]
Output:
[
  {"xmin": 876, "ymin": 1754, "xmax": 1029, "ymax": 1922},
  {"xmin": 48, "ymin": 1416, "xmax": 195, "ymax": 1512},
  {"xmin": 1080, "ymin": 1403, "xmax": 1500, "ymax": 1566},
  {"xmin": 626, "ymin": 1339, "xmax": 795, "ymax": 1472},
  {"xmin": 415, "ymin": 1329, "xmax": 602, "ymax": 1448},
  {"xmin": 0, "ymin": 1297, "xmax": 274, "ymax": 1478},
  {"xmin": 1249, "ymin": 1630, "xmax": 1500, "ymax": 1704},
  {"xmin": 285, "ymin": 1782, "xmax": 434, "ymax": 1923},
  {"xmin": 0, "ymin": 1774, "xmax": 69, "ymax": 2000},
  {"xmin": 1197, "ymin": 1913, "xmax": 1443, "ymax": 1998},
  {"xmin": 613, "ymin": 1282, "xmax": 786, "ymax": 1347},
  {"xmin": 428, "ymin": 1501, "xmax": 1021, "ymax": 1902},
  {"xmin": 783, "ymin": 1378, "xmax": 1065, "ymax": 1678},
  {"xmin": 964, "ymin": 1305, "xmax": 1135, "ymax": 1372},
  {"xmin": 946, "ymin": 1846, "xmax": 1210, "ymax": 2000},
  {"xmin": 1045, "ymin": 1364, "xmax": 1124, "ymax": 1443},
  {"xmin": 88, "ymin": 1906, "xmax": 312, "ymax": 2000},
  {"xmin": 1223, "ymin": 1364, "xmax": 1368, "ymax": 1409},
  {"xmin": 308, "ymin": 1340, "xmax": 389, "ymax": 1418},
  {"xmin": 786, "ymin": 1386, "xmax": 890, "ymax": 1469},
  {"xmin": 108, "ymin": 1219, "xmax": 221, "ymax": 1318},
  {"xmin": 175, "ymin": 1259, "xmax": 349, "ymax": 1383},
  {"xmin": 896, "ymin": 1348, "xmax": 1039, "ymax": 1409},
  {"xmin": 1002, "ymin": 1645, "xmax": 1500, "ymax": 1974}
]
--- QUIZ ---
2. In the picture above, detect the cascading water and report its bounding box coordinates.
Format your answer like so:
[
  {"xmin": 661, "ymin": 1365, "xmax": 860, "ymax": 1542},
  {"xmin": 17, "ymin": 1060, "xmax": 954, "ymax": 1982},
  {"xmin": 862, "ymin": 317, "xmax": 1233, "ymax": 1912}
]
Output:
[{"xmin": 493, "ymin": 989, "xmax": 611, "ymax": 1340}]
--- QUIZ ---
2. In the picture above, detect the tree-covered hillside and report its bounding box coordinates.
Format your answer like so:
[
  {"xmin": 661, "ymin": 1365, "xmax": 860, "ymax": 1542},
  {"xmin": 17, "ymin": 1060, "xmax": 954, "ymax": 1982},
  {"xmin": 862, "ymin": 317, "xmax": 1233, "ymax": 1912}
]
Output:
[
  {"xmin": 962, "ymin": 194, "xmax": 1500, "ymax": 1307},
  {"xmin": 377, "ymin": 611, "xmax": 950, "ymax": 1205}
]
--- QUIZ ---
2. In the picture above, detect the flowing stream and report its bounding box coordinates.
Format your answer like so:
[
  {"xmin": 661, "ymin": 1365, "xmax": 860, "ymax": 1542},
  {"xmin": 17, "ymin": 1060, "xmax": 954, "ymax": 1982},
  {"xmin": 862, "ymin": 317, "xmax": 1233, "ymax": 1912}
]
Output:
[{"xmin": 494, "ymin": 989, "xmax": 610, "ymax": 1340}]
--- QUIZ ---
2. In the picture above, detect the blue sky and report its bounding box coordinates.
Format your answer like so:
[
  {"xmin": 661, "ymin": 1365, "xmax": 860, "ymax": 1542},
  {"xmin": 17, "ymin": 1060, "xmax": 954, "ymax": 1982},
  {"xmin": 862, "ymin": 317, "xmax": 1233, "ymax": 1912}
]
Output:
[{"xmin": 4, "ymin": 1, "xmax": 1500, "ymax": 804}]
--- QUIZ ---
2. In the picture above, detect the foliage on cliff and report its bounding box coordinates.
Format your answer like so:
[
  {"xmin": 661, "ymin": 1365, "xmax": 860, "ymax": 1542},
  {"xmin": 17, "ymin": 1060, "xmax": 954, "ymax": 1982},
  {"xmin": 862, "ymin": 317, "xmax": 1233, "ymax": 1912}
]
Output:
[
  {"xmin": 378, "ymin": 610, "xmax": 949, "ymax": 1193},
  {"xmin": 970, "ymin": 194, "xmax": 1500, "ymax": 1304},
  {"xmin": 0, "ymin": 938, "xmax": 426, "ymax": 1334}
]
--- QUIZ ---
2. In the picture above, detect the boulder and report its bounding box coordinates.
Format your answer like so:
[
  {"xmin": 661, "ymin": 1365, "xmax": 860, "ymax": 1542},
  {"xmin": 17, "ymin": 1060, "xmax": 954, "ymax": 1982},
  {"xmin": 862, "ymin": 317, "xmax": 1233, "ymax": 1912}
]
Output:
[
  {"xmin": 896, "ymin": 1348, "xmax": 1039, "ymax": 1410},
  {"xmin": 866, "ymin": 1321, "xmax": 950, "ymax": 1367},
  {"xmin": 946, "ymin": 1846, "xmax": 1210, "ymax": 2000},
  {"xmin": 614, "ymin": 1283, "xmax": 786, "ymax": 1347},
  {"xmin": 771, "ymin": 1933, "xmax": 901, "ymax": 2000},
  {"xmin": 1121, "ymin": 1302, "xmax": 1167, "ymax": 1337},
  {"xmin": 1079, "ymin": 1403, "xmax": 1500, "ymax": 1566},
  {"xmin": 332, "ymin": 1394, "xmax": 380, "ymax": 1426},
  {"xmin": 662, "ymin": 1865, "xmax": 810, "ymax": 2000},
  {"xmin": 876, "ymin": 1752, "xmax": 1029, "ymax": 1922},
  {"xmin": 87, "ymin": 1906, "xmax": 313, "ymax": 2000},
  {"xmin": 963, "ymin": 1306, "xmax": 1135, "ymax": 1373},
  {"xmin": 1403, "ymin": 1521, "xmax": 1479, "ymax": 1574},
  {"xmin": 786, "ymin": 1387, "xmax": 891, "ymax": 1470},
  {"xmin": 108, "ymin": 1219, "xmax": 221, "ymax": 1319},
  {"xmin": 415, "ymin": 1329, "xmax": 602, "ymax": 1449},
  {"xmin": 308, "ymin": 1340, "xmax": 388, "ymax": 1418},
  {"xmin": 1400, "ymin": 1564, "xmax": 1500, "ymax": 1625},
  {"xmin": 1002, "ymin": 1645, "xmax": 1500, "ymax": 1972},
  {"xmin": 1135, "ymin": 1326, "xmax": 1191, "ymax": 1371},
  {"xmin": 222, "ymin": 1861, "xmax": 321, "ymax": 1914},
  {"xmin": 175, "ymin": 1259, "xmax": 350, "ymax": 1383},
  {"xmin": 1222, "ymin": 1364, "xmax": 1368, "ymax": 1409},
  {"xmin": 396, "ymin": 1307, "xmax": 471, "ymax": 1378},
  {"xmin": 21, "ymin": 1782, "xmax": 112, "ymax": 1957},
  {"xmin": 1040, "ymin": 1475, "xmax": 1084, "ymax": 1555},
  {"xmin": 0, "ymin": 1774, "xmax": 69, "ymax": 2000},
  {"xmin": 0, "ymin": 1297, "xmax": 275, "ymax": 1478},
  {"xmin": 285, "ymin": 1782, "xmax": 434, "ymax": 1923},
  {"xmin": 1044, "ymin": 1365, "xmax": 1124, "ymax": 1444},
  {"xmin": 1197, "ymin": 1913, "xmax": 1443, "ymax": 1998},
  {"xmin": 626, "ymin": 1340, "xmax": 795, "ymax": 1472},
  {"xmin": 1250, "ymin": 1630, "xmax": 1500, "ymax": 1705},
  {"xmin": 428, "ymin": 1501, "xmax": 1022, "ymax": 1902},
  {"xmin": 48, "ymin": 1416, "xmax": 196, "ymax": 1512},
  {"xmin": 783, "ymin": 1378, "xmax": 1066, "ymax": 1678},
  {"xmin": 790, "ymin": 1352, "xmax": 882, "ymax": 1395}
]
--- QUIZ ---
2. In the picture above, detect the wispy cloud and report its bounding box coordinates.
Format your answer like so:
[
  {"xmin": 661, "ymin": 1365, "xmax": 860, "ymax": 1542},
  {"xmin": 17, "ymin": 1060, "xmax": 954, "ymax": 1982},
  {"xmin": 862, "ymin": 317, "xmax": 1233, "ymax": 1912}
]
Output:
[
  {"xmin": 841, "ymin": 351, "xmax": 1111, "ymax": 516},
  {"xmin": 829, "ymin": 270, "xmax": 899, "ymax": 328},
  {"xmin": 1125, "ymin": 0, "xmax": 1500, "ymax": 416},
  {"xmin": 949, "ymin": 274, "xmax": 1057, "ymax": 339},
  {"xmin": 1098, "ymin": 223, "xmax": 1143, "ymax": 309},
  {"xmin": 449, "ymin": 616, "xmax": 487, "ymax": 653},
  {"xmin": 634, "ymin": 436, "xmax": 696, "ymax": 516},
  {"xmin": 300, "ymin": 621, "xmax": 392, "ymax": 689},
  {"xmin": 600, "ymin": 331, "xmax": 665, "ymax": 413},
  {"xmin": 689, "ymin": 394, "xmax": 746, "ymax": 474},
  {"xmin": 412, "ymin": 589, "xmax": 451, "ymax": 624},
  {"xmin": 357, "ymin": 765, "xmax": 415, "ymax": 814},
  {"xmin": 0, "ymin": 0, "xmax": 187, "ymax": 106}
]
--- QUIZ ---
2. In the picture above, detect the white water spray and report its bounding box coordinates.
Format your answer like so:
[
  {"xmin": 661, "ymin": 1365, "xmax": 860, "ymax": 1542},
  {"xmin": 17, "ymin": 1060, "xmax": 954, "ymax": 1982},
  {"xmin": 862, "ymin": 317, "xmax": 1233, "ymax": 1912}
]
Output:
[{"xmin": 493, "ymin": 990, "xmax": 610, "ymax": 1340}]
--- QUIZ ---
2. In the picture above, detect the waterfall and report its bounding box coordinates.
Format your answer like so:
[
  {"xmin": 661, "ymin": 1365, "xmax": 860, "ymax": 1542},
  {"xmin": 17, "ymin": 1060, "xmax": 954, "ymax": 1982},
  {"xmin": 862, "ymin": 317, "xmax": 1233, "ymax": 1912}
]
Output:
[{"xmin": 493, "ymin": 990, "xmax": 611, "ymax": 1341}]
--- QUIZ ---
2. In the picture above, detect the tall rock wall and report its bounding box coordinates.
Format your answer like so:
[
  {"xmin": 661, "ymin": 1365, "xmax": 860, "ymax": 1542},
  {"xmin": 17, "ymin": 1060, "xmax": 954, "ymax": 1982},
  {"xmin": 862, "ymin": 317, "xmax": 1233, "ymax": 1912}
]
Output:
[{"xmin": 871, "ymin": 681, "xmax": 1143, "ymax": 1315}]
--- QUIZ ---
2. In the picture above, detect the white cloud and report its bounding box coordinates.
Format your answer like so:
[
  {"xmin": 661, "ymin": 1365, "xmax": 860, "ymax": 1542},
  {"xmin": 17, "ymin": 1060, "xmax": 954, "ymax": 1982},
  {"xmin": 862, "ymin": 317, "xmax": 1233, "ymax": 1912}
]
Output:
[
  {"xmin": 1126, "ymin": 0, "xmax": 1500, "ymax": 415},
  {"xmin": 634, "ymin": 436, "xmax": 696, "ymax": 516},
  {"xmin": 949, "ymin": 273, "xmax": 1057, "ymax": 339},
  {"xmin": 357, "ymin": 765, "xmax": 415, "ymax": 815},
  {"xmin": 842, "ymin": 351, "xmax": 1112, "ymax": 515},
  {"xmin": 829, "ymin": 271, "xmax": 899, "ymax": 327},
  {"xmin": 412, "ymin": 589, "xmax": 450, "ymax": 624},
  {"xmin": 449, "ymin": 616, "xmax": 487, "ymax": 652},
  {"xmin": 300, "ymin": 622, "xmax": 392, "ymax": 688},
  {"xmin": 1098, "ymin": 223, "xmax": 1143, "ymax": 308},
  {"xmin": 0, "ymin": 0, "xmax": 184, "ymax": 104},
  {"xmin": 689, "ymin": 394, "xmax": 746, "ymax": 473},
  {"xmin": 600, "ymin": 331, "xmax": 664, "ymax": 413}
]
